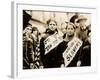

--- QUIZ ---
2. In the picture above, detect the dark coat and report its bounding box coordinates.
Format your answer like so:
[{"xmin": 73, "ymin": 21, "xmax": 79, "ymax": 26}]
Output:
[
  {"xmin": 40, "ymin": 30, "xmax": 64, "ymax": 68},
  {"xmin": 80, "ymin": 41, "xmax": 91, "ymax": 66},
  {"xmin": 57, "ymin": 40, "xmax": 83, "ymax": 67}
]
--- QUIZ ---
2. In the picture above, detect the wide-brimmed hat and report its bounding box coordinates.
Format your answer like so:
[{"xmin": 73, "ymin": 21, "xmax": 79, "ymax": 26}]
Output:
[{"xmin": 77, "ymin": 15, "xmax": 87, "ymax": 23}]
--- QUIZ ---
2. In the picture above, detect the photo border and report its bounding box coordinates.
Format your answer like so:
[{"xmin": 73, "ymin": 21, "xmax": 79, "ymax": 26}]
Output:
[{"xmin": 11, "ymin": 1, "xmax": 97, "ymax": 78}]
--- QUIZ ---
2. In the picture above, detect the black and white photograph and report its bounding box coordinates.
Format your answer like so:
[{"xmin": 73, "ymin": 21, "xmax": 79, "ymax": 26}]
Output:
[
  {"xmin": 23, "ymin": 10, "xmax": 91, "ymax": 69},
  {"xmin": 0, "ymin": 0, "xmax": 99, "ymax": 79},
  {"xmin": 11, "ymin": 2, "xmax": 97, "ymax": 78}
]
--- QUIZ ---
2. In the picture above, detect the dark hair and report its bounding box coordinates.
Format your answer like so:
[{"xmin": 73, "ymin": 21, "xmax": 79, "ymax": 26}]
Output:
[
  {"xmin": 87, "ymin": 24, "xmax": 91, "ymax": 36},
  {"xmin": 32, "ymin": 27, "xmax": 38, "ymax": 33},
  {"xmin": 66, "ymin": 22, "xmax": 75, "ymax": 30},
  {"xmin": 70, "ymin": 15, "xmax": 78, "ymax": 24},
  {"xmin": 26, "ymin": 23, "xmax": 32, "ymax": 27},
  {"xmin": 32, "ymin": 27, "xmax": 39, "ymax": 41},
  {"xmin": 46, "ymin": 19, "xmax": 57, "ymax": 26}
]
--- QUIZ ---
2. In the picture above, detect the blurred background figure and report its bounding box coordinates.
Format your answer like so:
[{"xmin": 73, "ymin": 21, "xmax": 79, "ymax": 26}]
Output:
[
  {"xmin": 30, "ymin": 27, "xmax": 41, "ymax": 69},
  {"xmin": 61, "ymin": 21, "xmax": 68, "ymax": 38},
  {"xmin": 23, "ymin": 25, "xmax": 41, "ymax": 69},
  {"xmin": 23, "ymin": 24, "xmax": 34, "ymax": 69},
  {"xmin": 80, "ymin": 27, "xmax": 91, "ymax": 66},
  {"xmin": 76, "ymin": 15, "xmax": 88, "ymax": 41},
  {"xmin": 76, "ymin": 17, "xmax": 91, "ymax": 66},
  {"xmin": 70, "ymin": 13, "xmax": 79, "ymax": 29}
]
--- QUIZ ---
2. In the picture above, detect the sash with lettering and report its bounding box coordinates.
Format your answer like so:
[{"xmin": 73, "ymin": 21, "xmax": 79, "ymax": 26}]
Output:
[
  {"xmin": 44, "ymin": 32, "xmax": 63, "ymax": 55},
  {"xmin": 63, "ymin": 37, "xmax": 83, "ymax": 67}
]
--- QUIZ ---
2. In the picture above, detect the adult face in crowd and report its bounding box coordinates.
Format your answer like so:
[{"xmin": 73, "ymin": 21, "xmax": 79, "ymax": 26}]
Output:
[
  {"xmin": 31, "ymin": 27, "xmax": 39, "ymax": 42},
  {"xmin": 61, "ymin": 22, "xmax": 68, "ymax": 34},
  {"xmin": 79, "ymin": 20, "xmax": 87, "ymax": 29},
  {"xmin": 66, "ymin": 23, "xmax": 75, "ymax": 37},
  {"xmin": 77, "ymin": 15, "xmax": 87, "ymax": 30},
  {"xmin": 24, "ymin": 24, "xmax": 32, "ymax": 35},
  {"xmin": 32, "ymin": 27, "xmax": 39, "ymax": 37}
]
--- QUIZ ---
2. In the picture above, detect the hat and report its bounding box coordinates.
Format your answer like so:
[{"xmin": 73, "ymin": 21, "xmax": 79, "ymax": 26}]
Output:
[
  {"xmin": 77, "ymin": 15, "xmax": 87, "ymax": 23},
  {"xmin": 70, "ymin": 14, "xmax": 78, "ymax": 23}
]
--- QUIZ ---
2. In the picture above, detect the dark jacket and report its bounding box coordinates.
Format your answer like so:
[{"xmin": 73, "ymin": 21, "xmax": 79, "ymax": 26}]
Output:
[
  {"xmin": 57, "ymin": 40, "xmax": 83, "ymax": 67},
  {"xmin": 80, "ymin": 41, "xmax": 91, "ymax": 66},
  {"xmin": 40, "ymin": 30, "xmax": 64, "ymax": 68}
]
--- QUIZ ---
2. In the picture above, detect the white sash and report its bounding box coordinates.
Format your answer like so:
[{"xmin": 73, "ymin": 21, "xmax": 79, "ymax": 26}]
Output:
[
  {"xmin": 63, "ymin": 37, "xmax": 83, "ymax": 67},
  {"xmin": 44, "ymin": 32, "xmax": 63, "ymax": 55}
]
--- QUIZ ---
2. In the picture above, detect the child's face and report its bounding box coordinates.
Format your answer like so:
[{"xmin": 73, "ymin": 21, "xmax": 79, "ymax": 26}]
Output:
[{"xmin": 48, "ymin": 21, "xmax": 57, "ymax": 31}]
